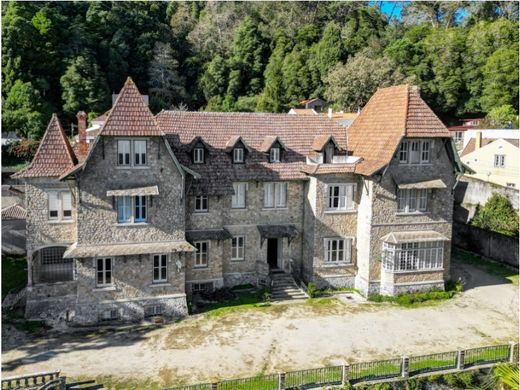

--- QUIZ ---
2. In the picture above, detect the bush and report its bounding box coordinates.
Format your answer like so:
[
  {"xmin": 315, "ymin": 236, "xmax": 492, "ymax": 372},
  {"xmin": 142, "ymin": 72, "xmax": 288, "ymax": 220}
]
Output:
[
  {"xmin": 471, "ymin": 193, "xmax": 519, "ymax": 237},
  {"xmin": 306, "ymin": 282, "xmax": 318, "ymax": 298},
  {"xmin": 368, "ymin": 281, "xmax": 461, "ymax": 306},
  {"xmin": 4, "ymin": 138, "xmax": 40, "ymax": 164}
]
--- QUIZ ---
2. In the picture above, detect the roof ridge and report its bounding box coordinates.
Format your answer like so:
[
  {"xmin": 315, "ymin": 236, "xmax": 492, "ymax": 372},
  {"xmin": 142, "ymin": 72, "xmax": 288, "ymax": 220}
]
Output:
[{"xmin": 404, "ymin": 84, "xmax": 410, "ymax": 136}]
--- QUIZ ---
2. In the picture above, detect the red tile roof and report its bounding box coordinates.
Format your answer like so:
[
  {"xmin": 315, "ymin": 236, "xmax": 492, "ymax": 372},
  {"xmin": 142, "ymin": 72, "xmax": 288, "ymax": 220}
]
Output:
[
  {"xmin": 12, "ymin": 114, "xmax": 77, "ymax": 178},
  {"xmin": 1, "ymin": 204, "xmax": 26, "ymax": 220},
  {"xmin": 347, "ymin": 85, "xmax": 450, "ymax": 176},
  {"xmin": 101, "ymin": 77, "xmax": 163, "ymax": 137},
  {"xmin": 156, "ymin": 111, "xmax": 348, "ymax": 194}
]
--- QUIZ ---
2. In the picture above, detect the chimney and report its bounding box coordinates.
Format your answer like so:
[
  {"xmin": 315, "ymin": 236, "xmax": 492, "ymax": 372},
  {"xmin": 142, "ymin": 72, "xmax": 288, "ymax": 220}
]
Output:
[
  {"xmin": 475, "ymin": 131, "xmax": 482, "ymax": 149},
  {"xmin": 328, "ymin": 107, "xmax": 333, "ymax": 119},
  {"xmin": 77, "ymin": 111, "xmax": 87, "ymax": 147}
]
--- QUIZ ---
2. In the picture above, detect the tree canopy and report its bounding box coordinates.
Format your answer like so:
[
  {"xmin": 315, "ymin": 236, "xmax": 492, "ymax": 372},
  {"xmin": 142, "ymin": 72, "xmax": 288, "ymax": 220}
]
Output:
[{"xmin": 2, "ymin": 1, "xmax": 518, "ymax": 139}]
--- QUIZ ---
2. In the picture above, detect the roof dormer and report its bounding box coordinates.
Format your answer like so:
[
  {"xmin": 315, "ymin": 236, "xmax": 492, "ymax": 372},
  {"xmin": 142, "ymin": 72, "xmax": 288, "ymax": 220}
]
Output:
[
  {"xmin": 225, "ymin": 136, "xmax": 251, "ymax": 164},
  {"xmin": 311, "ymin": 135, "xmax": 341, "ymax": 164},
  {"xmin": 189, "ymin": 136, "xmax": 210, "ymax": 164},
  {"xmin": 260, "ymin": 136, "xmax": 288, "ymax": 163}
]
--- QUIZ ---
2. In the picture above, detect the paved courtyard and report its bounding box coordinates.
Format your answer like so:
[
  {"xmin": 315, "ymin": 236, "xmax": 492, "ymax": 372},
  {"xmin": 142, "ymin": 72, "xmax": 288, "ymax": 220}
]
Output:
[{"xmin": 2, "ymin": 258, "xmax": 518, "ymax": 387}]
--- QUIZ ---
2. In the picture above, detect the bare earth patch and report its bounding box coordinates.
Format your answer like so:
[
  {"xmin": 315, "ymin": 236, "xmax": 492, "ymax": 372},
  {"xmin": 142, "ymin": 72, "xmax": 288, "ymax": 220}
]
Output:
[{"xmin": 2, "ymin": 259, "xmax": 518, "ymax": 388}]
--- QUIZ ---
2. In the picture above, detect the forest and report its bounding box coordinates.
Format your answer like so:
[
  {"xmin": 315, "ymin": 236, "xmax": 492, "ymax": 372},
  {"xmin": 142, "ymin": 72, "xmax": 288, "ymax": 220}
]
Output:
[{"xmin": 1, "ymin": 1, "xmax": 519, "ymax": 140}]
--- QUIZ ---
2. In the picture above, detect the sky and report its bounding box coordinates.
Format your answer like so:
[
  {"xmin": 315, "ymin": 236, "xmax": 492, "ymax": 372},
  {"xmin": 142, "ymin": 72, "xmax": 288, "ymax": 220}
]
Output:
[{"xmin": 370, "ymin": 1, "xmax": 469, "ymax": 23}]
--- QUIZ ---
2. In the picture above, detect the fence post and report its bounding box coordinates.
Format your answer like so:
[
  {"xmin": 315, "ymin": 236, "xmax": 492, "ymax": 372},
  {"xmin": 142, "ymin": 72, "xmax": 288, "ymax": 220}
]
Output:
[
  {"xmin": 210, "ymin": 382, "xmax": 218, "ymax": 390},
  {"xmin": 457, "ymin": 350, "xmax": 465, "ymax": 370},
  {"xmin": 401, "ymin": 356, "xmax": 409, "ymax": 378},
  {"xmin": 278, "ymin": 372, "xmax": 285, "ymax": 390},
  {"xmin": 509, "ymin": 341, "xmax": 518, "ymax": 363},
  {"xmin": 341, "ymin": 362, "xmax": 350, "ymax": 385}
]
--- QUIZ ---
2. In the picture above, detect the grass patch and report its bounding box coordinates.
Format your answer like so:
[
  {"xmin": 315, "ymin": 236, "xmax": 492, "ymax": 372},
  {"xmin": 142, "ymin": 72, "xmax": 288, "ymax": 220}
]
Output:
[
  {"xmin": 465, "ymin": 345, "xmax": 511, "ymax": 366},
  {"xmin": 453, "ymin": 247, "xmax": 519, "ymax": 286},
  {"xmin": 70, "ymin": 376, "xmax": 162, "ymax": 390},
  {"xmin": 409, "ymin": 356, "xmax": 457, "ymax": 374},
  {"xmin": 219, "ymin": 374, "xmax": 279, "ymax": 390},
  {"xmin": 2, "ymin": 255, "xmax": 27, "ymax": 299},
  {"xmin": 367, "ymin": 281, "xmax": 462, "ymax": 307},
  {"xmin": 353, "ymin": 362, "xmax": 402, "ymax": 381},
  {"xmin": 3, "ymin": 312, "xmax": 49, "ymax": 334},
  {"xmin": 201, "ymin": 290, "xmax": 271, "ymax": 318}
]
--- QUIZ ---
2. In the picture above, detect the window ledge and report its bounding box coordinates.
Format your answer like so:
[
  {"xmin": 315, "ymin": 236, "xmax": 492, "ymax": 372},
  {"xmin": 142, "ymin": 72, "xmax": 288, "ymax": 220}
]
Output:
[
  {"xmin": 321, "ymin": 262, "xmax": 354, "ymax": 268},
  {"xmin": 262, "ymin": 207, "xmax": 288, "ymax": 211},
  {"xmin": 230, "ymin": 207, "xmax": 248, "ymax": 211},
  {"xmin": 114, "ymin": 222, "xmax": 149, "ymax": 227},
  {"xmin": 93, "ymin": 286, "xmax": 116, "ymax": 292},
  {"xmin": 193, "ymin": 266, "xmax": 209, "ymax": 269},
  {"xmin": 48, "ymin": 220, "xmax": 74, "ymax": 224},
  {"xmin": 230, "ymin": 259, "xmax": 245, "ymax": 262},
  {"xmin": 149, "ymin": 282, "xmax": 171, "ymax": 287},
  {"xmin": 193, "ymin": 211, "xmax": 209, "ymax": 214},
  {"xmin": 115, "ymin": 166, "xmax": 150, "ymax": 170},
  {"xmin": 383, "ymin": 268, "xmax": 444, "ymax": 274},
  {"xmin": 324, "ymin": 210, "xmax": 357, "ymax": 214},
  {"xmin": 395, "ymin": 212, "xmax": 430, "ymax": 216}
]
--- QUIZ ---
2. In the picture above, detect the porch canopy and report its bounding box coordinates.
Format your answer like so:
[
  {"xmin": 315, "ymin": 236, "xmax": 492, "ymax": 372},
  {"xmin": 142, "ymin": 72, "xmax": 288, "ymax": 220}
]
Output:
[
  {"xmin": 257, "ymin": 224, "xmax": 299, "ymax": 244},
  {"xmin": 185, "ymin": 229, "xmax": 232, "ymax": 242},
  {"xmin": 63, "ymin": 240, "xmax": 194, "ymax": 258},
  {"xmin": 106, "ymin": 185, "xmax": 159, "ymax": 197},
  {"xmin": 392, "ymin": 174, "xmax": 447, "ymax": 190},
  {"xmin": 381, "ymin": 230, "xmax": 450, "ymax": 244}
]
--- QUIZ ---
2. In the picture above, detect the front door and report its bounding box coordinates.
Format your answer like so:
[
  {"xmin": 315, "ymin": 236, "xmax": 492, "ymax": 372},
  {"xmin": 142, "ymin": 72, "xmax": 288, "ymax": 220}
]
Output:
[{"xmin": 267, "ymin": 238, "xmax": 278, "ymax": 269}]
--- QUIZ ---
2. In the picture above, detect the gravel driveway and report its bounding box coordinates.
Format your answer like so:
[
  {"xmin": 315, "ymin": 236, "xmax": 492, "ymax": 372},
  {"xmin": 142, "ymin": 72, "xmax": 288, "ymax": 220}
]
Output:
[{"xmin": 2, "ymin": 259, "xmax": 518, "ymax": 387}]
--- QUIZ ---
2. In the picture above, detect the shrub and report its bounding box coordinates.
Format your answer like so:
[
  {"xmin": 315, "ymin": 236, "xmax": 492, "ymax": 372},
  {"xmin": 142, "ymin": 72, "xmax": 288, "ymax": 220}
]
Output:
[
  {"xmin": 471, "ymin": 193, "xmax": 519, "ymax": 237},
  {"xmin": 306, "ymin": 282, "xmax": 318, "ymax": 298},
  {"xmin": 7, "ymin": 138, "xmax": 40, "ymax": 161}
]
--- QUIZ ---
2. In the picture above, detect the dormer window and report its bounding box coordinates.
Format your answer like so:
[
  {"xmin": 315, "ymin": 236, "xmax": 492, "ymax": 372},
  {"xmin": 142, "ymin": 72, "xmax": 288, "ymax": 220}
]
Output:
[
  {"xmin": 270, "ymin": 147, "xmax": 280, "ymax": 163},
  {"xmin": 193, "ymin": 147, "xmax": 204, "ymax": 164},
  {"xmin": 233, "ymin": 148, "xmax": 244, "ymax": 163},
  {"xmin": 324, "ymin": 143, "xmax": 335, "ymax": 164}
]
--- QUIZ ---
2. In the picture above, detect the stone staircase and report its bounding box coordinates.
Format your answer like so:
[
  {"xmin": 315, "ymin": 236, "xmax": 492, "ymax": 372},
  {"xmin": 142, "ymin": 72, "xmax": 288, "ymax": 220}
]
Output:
[{"xmin": 270, "ymin": 271, "xmax": 308, "ymax": 301}]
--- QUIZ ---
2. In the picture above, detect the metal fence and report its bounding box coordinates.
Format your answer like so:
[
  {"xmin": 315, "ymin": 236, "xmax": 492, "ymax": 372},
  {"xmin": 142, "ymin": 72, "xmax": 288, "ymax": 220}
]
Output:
[{"xmin": 164, "ymin": 343, "xmax": 518, "ymax": 390}]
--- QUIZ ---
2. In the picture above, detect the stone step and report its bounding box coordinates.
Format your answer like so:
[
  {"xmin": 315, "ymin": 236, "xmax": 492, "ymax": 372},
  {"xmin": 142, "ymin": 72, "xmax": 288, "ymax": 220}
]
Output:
[
  {"xmin": 271, "ymin": 286, "xmax": 300, "ymax": 293},
  {"xmin": 272, "ymin": 291, "xmax": 307, "ymax": 298}
]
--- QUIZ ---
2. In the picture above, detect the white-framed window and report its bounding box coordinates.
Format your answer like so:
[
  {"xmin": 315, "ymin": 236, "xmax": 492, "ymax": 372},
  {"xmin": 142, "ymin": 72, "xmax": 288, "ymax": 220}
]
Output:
[
  {"xmin": 264, "ymin": 182, "xmax": 287, "ymax": 208},
  {"xmin": 117, "ymin": 196, "xmax": 147, "ymax": 223},
  {"xmin": 269, "ymin": 147, "xmax": 280, "ymax": 163},
  {"xmin": 194, "ymin": 195, "xmax": 208, "ymax": 212},
  {"xmin": 48, "ymin": 191, "xmax": 73, "ymax": 221},
  {"xmin": 232, "ymin": 182, "xmax": 247, "ymax": 209},
  {"xmin": 399, "ymin": 140, "xmax": 431, "ymax": 164},
  {"xmin": 96, "ymin": 257, "xmax": 113, "ymax": 287},
  {"xmin": 118, "ymin": 140, "xmax": 131, "ymax": 165},
  {"xmin": 233, "ymin": 148, "xmax": 244, "ymax": 163},
  {"xmin": 145, "ymin": 304, "xmax": 164, "ymax": 317},
  {"xmin": 397, "ymin": 189, "xmax": 428, "ymax": 213},
  {"xmin": 494, "ymin": 154, "xmax": 505, "ymax": 168},
  {"xmin": 117, "ymin": 139, "xmax": 147, "ymax": 166},
  {"xmin": 324, "ymin": 238, "xmax": 352, "ymax": 263},
  {"xmin": 231, "ymin": 236, "xmax": 245, "ymax": 261},
  {"xmin": 134, "ymin": 140, "xmax": 147, "ymax": 165},
  {"xmin": 152, "ymin": 254, "xmax": 167, "ymax": 283},
  {"xmin": 193, "ymin": 147, "xmax": 204, "ymax": 164},
  {"xmin": 382, "ymin": 241, "xmax": 444, "ymax": 272},
  {"xmin": 326, "ymin": 184, "xmax": 356, "ymax": 211},
  {"xmin": 194, "ymin": 241, "xmax": 208, "ymax": 268},
  {"xmin": 192, "ymin": 282, "xmax": 213, "ymax": 293}
]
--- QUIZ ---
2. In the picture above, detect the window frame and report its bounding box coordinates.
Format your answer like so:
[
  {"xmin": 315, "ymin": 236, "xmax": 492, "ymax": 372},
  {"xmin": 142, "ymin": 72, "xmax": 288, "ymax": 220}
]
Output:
[
  {"xmin": 116, "ymin": 195, "xmax": 148, "ymax": 224},
  {"xmin": 397, "ymin": 188, "xmax": 429, "ymax": 213},
  {"xmin": 231, "ymin": 236, "xmax": 245, "ymax": 261},
  {"xmin": 269, "ymin": 147, "xmax": 281, "ymax": 163},
  {"xmin": 48, "ymin": 190, "xmax": 73, "ymax": 221},
  {"xmin": 325, "ymin": 183, "xmax": 356, "ymax": 212},
  {"xmin": 96, "ymin": 257, "xmax": 113, "ymax": 287},
  {"xmin": 117, "ymin": 139, "xmax": 148, "ymax": 167},
  {"xmin": 263, "ymin": 182, "xmax": 287, "ymax": 209},
  {"xmin": 231, "ymin": 182, "xmax": 247, "ymax": 209},
  {"xmin": 194, "ymin": 241, "xmax": 209, "ymax": 268},
  {"xmin": 324, "ymin": 237, "xmax": 353, "ymax": 264},
  {"xmin": 233, "ymin": 147, "xmax": 244, "ymax": 163},
  {"xmin": 193, "ymin": 147, "xmax": 205, "ymax": 164},
  {"xmin": 194, "ymin": 195, "xmax": 209, "ymax": 213},
  {"xmin": 382, "ymin": 241, "xmax": 444, "ymax": 273},
  {"xmin": 398, "ymin": 139, "xmax": 432, "ymax": 165},
  {"xmin": 152, "ymin": 254, "xmax": 168, "ymax": 284},
  {"xmin": 494, "ymin": 154, "xmax": 505, "ymax": 168}
]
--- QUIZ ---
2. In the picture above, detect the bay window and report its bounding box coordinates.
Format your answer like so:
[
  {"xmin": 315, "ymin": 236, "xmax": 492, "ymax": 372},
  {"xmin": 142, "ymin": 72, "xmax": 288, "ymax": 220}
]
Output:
[{"xmin": 382, "ymin": 241, "xmax": 444, "ymax": 272}]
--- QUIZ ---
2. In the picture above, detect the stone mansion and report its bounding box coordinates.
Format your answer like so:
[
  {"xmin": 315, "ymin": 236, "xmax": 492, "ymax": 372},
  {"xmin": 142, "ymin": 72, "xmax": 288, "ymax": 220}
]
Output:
[{"xmin": 14, "ymin": 78, "xmax": 462, "ymax": 325}]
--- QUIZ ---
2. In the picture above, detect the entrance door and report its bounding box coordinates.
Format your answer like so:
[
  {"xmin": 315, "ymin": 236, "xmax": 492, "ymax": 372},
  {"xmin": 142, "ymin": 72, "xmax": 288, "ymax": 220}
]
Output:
[{"xmin": 267, "ymin": 238, "xmax": 278, "ymax": 269}]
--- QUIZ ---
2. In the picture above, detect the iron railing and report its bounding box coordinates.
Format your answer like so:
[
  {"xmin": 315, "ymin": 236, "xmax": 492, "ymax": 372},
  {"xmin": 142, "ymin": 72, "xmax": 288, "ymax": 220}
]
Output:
[
  {"xmin": 217, "ymin": 374, "xmax": 278, "ymax": 390},
  {"xmin": 285, "ymin": 366, "xmax": 342, "ymax": 388},
  {"xmin": 464, "ymin": 344, "xmax": 511, "ymax": 367},
  {"xmin": 349, "ymin": 358, "xmax": 402, "ymax": 383},
  {"xmin": 409, "ymin": 351, "xmax": 458, "ymax": 375}
]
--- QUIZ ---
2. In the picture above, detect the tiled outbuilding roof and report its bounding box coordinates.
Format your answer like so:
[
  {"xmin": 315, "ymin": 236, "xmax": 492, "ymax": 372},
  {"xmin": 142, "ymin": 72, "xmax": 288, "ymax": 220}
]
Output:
[
  {"xmin": 347, "ymin": 85, "xmax": 450, "ymax": 176},
  {"xmin": 101, "ymin": 77, "xmax": 163, "ymax": 137},
  {"xmin": 156, "ymin": 111, "xmax": 348, "ymax": 194},
  {"xmin": 1, "ymin": 204, "xmax": 26, "ymax": 220},
  {"xmin": 12, "ymin": 114, "xmax": 77, "ymax": 178}
]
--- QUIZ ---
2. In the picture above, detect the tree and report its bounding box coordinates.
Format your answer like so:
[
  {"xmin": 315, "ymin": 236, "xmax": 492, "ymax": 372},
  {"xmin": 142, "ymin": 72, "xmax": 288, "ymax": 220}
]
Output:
[
  {"xmin": 200, "ymin": 54, "xmax": 228, "ymax": 102},
  {"xmin": 257, "ymin": 35, "xmax": 287, "ymax": 112},
  {"xmin": 485, "ymin": 105, "xmax": 519, "ymax": 128},
  {"xmin": 60, "ymin": 55, "xmax": 110, "ymax": 118},
  {"xmin": 324, "ymin": 52, "xmax": 410, "ymax": 111},
  {"xmin": 401, "ymin": 2, "xmax": 467, "ymax": 28},
  {"xmin": 471, "ymin": 193, "xmax": 519, "ymax": 237},
  {"xmin": 148, "ymin": 41, "xmax": 187, "ymax": 112},
  {"xmin": 2, "ymin": 80, "xmax": 49, "ymax": 139}
]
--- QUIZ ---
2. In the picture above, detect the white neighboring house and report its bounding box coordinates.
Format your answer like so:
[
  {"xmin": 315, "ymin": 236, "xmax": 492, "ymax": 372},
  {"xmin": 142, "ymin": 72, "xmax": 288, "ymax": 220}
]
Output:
[
  {"xmin": 460, "ymin": 130, "xmax": 520, "ymax": 188},
  {"xmin": 1, "ymin": 132, "xmax": 21, "ymax": 146}
]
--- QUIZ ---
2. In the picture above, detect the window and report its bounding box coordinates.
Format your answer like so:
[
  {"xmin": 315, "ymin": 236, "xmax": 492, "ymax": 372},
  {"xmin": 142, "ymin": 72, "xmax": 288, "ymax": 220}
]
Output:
[
  {"xmin": 117, "ymin": 196, "xmax": 147, "ymax": 223},
  {"xmin": 233, "ymin": 148, "xmax": 244, "ymax": 163},
  {"xmin": 269, "ymin": 147, "xmax": 280, "ymax": 163},
  {"xmin": 193, "ymin": 148, "xmax": 204, "ymax": 164},
  {"xmin": 118, "ymin": 140, "xmax": 131, "ymax": 165},
  {"xmin": 494, "ymin": 154, "xmax": 505, "ymax": 168},
  {"xmin": 134, "ymin": 140, "xmax": 147, "ymax": 165},
  {"xmin": 34, "ymin": 246, "xmax": 73, "ymax": 283},
  {"xmin": 397, "ymin": 189, "xmax": 428, "ymax": 213},
  {"xmin": 382, "ymin": 241, "xmax": 444, "ymax": 272},
  {"xmin": 192, "ymin": 282, "xmax": 213, "ymax": 293},
  {"xmin": 264, "ymin": 182, "xmax": 287, "ymax": 208},
  {"xmin": 232, "ymin": 182, "xmax": 247, "ymax": 209},
  {"xmin": 324, "ymin": 238, "xmax": 352, "ymax": 263},
  {"xmin": 117, "ymin": 140, "xmax": 147, "ymax": 166},
  {"xmin": 194, "ymin": 195, "xmax": 208, "ymax": 212},
  {"xmin": 326, "ymin": 184, "xmax": 355, "ymax": 211},
  {"xmin": 231, "ymin": 236, "xmax": 245, "ymax": 261},
  {"xmin": 152, "ymin": 254, "xmax": 167, "ymax": 283},
  {"xmin": 194, "ymin": 241, "xmax": 208, "ymax": 268},
  {"xmin": 145, "ymin": 304, "xmax": 164, "ymax": 317},
  {"xmin": 324, "ymin": 143, "xmax": 335, "ymax": 163},
  {"xmin": 100, "ymin": 309, "xmax": 119, "ymax": 321},
  {"xmin": 399, "ymin": 140, "xmax": 431, "ymax": 164},
  {"xmin": 96, "ymin": 257, "xmax": 113, "ymax": 286},
  {"xmin": 48, "ymin": 191, "xmax": 73, "ymax": 221}
]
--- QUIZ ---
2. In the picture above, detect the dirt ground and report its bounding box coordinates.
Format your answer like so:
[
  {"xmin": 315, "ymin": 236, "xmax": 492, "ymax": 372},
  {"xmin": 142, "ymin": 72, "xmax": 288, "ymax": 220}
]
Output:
[{"xmin": 2, "ymin": 259, "xmax": 518, "ymax": 387}]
